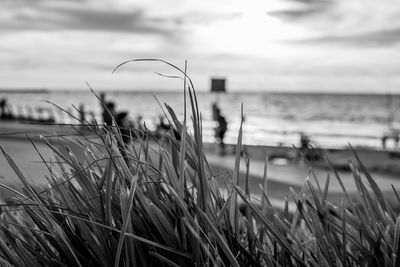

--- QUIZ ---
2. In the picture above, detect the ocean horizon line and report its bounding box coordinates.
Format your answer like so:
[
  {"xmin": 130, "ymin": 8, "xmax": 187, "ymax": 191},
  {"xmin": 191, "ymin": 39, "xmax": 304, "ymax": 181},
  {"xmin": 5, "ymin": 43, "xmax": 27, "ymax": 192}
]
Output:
[{"xmin": 0, "ymin": 88, "xmax": 399, "ymax": 96}]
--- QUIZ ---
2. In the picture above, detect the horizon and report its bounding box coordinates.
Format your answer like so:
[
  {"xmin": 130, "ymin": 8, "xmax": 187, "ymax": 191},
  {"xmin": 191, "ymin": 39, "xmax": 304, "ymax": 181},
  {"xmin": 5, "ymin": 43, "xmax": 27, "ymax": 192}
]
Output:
[
  {"xmin": 1, "ymin": 87, "xmax": 400, "ymax": 96},
  {"xmin": 1, "ymin": 0, "xmax": 400, "ymax": 93}
]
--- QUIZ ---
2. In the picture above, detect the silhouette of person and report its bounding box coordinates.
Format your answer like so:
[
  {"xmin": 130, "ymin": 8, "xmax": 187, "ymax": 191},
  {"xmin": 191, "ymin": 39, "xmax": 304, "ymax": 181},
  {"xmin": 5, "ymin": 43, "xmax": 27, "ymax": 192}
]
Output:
[
  {"xmin": 300, "ymin": 133, "xmax": 310, "ymax": 150},
  {"xmin": 102, "ymin": 102, "xmax": 116, "ymax": 126},
  {"xmin": 116, "ymin": 111, "xmax": 130, "ymax": 143},
  {"xmin": 79, "ymin": 103, "xmax": 86, "ymax": 125},
  {"xmin": 155, "ymin": 116, "xmax": 169, "ymax": 137},
  {"xmin": 0, "ymin": 98, "xmax": 7, "ymax": 119},
  {"xmin": 158, "ymin": 116, "xmax": 169, "ymax": 130},
  {"xmin": 299, "ymin": 133, "xmax": 321, "ymax": 161},
  {"xmin": 100, "ymin": 92, "xmax": 116, "ymax": 126},
  {"xmin": 215, "ymin": 108, "xmax": 227, "ymax": 156},
  {"xmin": 382, "ymin": 135, "xmax": 388, "ymax": 149}
]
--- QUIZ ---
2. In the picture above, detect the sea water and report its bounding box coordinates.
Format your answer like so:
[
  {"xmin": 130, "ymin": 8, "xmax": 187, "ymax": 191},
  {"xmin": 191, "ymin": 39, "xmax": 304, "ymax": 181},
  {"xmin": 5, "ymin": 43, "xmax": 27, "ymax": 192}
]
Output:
[{"xmin": 1, "ymin": 90, "xmax": 399, "ymax": 149}]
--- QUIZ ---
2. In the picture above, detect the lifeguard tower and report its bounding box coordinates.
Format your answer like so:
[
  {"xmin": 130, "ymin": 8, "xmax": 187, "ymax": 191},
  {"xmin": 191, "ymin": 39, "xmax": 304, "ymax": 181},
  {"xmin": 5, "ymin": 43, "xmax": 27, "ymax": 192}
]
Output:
[{"xmin": 211, "ymin": 78, "xmax": 226, "ymax": 93}]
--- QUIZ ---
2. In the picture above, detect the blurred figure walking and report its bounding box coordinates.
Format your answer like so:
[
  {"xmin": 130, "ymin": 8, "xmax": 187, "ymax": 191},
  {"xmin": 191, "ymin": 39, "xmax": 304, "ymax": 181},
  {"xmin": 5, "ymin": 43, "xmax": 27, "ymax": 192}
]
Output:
[
  {"xmin": 100, "ymin": 93, "xmax": 116, "ymax": 126},
  {"xmin": 214, "ymin": 105, "xmax": 228, "ymax": 156}
]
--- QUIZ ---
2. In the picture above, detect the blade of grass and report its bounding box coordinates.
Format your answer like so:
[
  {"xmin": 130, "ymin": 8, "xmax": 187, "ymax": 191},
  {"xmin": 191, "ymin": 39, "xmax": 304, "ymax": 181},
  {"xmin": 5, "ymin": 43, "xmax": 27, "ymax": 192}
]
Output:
[
  {"xmin": 197, "ymin": 208, "xmax": 240, "ymax": 267},
  {"xmin": 1, "ymin": 148, "xmax": 40, "ymax": 203},
  {"xmin": 349, "ymin": 144, "xmax": 391, "ymax": 215},
  {"xmin": 148, "ymin": 251, "xmax": 181, "ymax": 267},
  {"xmin": 229, "ymin": 104, "xmax": 244, "ymax": 239},
  {"xmin": 391, "ymin": 184, "xmax": 400, "ymax": 203},
  {"xmin": 234, "ymin": 185, "xmax": 306, "ymax": 266},
  {"xmin": 114, "ymin": 174, "xmax": 138, "ymax": 267}
]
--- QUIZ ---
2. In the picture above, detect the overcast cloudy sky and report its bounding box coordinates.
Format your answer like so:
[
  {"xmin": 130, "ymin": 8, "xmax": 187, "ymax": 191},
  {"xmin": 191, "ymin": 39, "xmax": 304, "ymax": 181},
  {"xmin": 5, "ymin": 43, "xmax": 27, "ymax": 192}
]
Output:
[{"xmin": 1, "ymin": 0, "xmax": 400, "ymax": 93}]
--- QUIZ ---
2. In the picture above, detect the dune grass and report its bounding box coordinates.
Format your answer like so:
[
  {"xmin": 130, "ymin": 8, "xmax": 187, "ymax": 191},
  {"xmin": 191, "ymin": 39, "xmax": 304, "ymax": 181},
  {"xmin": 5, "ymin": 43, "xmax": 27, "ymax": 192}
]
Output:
[{"xmin": 0, "ymin": 60, "xmax": 400, "ymax": 266}]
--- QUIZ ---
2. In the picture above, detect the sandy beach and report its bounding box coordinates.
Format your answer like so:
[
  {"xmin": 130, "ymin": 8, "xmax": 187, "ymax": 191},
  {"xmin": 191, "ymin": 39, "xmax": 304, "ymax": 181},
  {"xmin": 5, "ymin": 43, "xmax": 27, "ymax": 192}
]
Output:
[
  {"xmin": 0, "ymin": 122, "xmax": 93, "ymax": 198},
  {"xmin": 1, "ymin": 121, "xmax": 400, "ymax": 211}
]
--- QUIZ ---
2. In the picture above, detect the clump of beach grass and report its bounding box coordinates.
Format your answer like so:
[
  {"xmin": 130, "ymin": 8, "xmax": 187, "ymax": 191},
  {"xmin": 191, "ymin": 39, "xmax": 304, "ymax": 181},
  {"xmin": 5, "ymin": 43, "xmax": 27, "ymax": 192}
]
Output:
[{"xmin": 0, "ymin": 59, "xmax": 400, "ymax": 266}]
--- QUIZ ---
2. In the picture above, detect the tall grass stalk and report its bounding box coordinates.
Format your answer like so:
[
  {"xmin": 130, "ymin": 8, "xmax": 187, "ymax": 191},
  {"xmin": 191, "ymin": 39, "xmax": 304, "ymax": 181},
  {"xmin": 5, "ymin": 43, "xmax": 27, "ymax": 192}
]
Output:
[{"xmin": 0, "ymin": 60, "xmax": 399, "ymax": 266}]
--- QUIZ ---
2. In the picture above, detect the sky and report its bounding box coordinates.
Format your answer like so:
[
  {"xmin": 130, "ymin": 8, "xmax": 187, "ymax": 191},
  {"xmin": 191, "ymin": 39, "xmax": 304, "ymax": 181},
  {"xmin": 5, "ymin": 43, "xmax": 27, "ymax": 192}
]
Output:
[{"xmin": 1, "ymin": 0, "xmax": 400, "ymax": 93}]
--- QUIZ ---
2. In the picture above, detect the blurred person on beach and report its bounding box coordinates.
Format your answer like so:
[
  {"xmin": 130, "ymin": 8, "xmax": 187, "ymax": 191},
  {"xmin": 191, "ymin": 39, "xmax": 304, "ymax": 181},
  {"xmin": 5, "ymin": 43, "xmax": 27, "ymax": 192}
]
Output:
[
  {"xmin": 381, "ymin": 129, "xmax": 400, "ymax": 150},
  {"xmin": 100, "ymin": 93, "xmax": 116, "ymax": 126},
  {"xmin": 300, "ymin": 133, "xmax": 311, "ymax": 150},
  {"xmin": 214, "ymin": 105, "xmax": 227, "ymax": 156},
  {"xmin": 116, "ymin": 111, "xmax": 131, "ymax": 143},
  {"xmin": 78, "ymin": 103, "xmax": 86, "ymax": 125},
  {"xmin": 103, "ymin": 102, "xmax": 116, "ymax": 126},
  {"xmin": 299, "ymin": 133, "xmax": 321, "ymax": 161},
  {"xmin": 155, "ymin": 115, "xmax": 181, "ymax": 140},
  {"xmin": 0, "ymin": 98, "xmax": 7, "ymax": 118},
  {"xmin": 155, "ymin": 115, "xmax": 169, "ymax": 138},
  {"xmin": 0, "ymin": 98, "xmax": 13, "ymax": 120}
]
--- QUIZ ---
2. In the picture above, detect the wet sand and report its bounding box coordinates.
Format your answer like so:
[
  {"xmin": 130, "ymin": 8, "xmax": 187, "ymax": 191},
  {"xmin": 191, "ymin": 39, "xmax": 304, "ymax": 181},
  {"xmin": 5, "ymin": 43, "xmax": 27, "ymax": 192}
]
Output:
[
  {"xmin": 0, "ymin": 122, "xmax": 93, "ymax": 199},
  {"xmin": 207, "ymin": 152, "xmax": 400, "ymax": 208}
]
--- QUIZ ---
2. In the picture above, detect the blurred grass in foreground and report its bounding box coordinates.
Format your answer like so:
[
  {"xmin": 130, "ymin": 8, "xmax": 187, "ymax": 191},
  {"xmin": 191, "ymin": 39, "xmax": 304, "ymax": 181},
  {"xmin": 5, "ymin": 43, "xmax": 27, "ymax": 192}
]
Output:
[{"xmin": 0, "ymin": 60, "xmax": 400, "ymax": 266}]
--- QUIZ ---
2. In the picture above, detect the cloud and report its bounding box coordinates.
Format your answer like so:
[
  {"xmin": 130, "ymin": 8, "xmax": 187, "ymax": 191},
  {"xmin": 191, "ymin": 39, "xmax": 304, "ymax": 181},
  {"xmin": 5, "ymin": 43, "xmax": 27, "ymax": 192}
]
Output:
[
  {"xmin": 296, "ymin": 28, "xmax": 400, "ymax": 47},
  {"xmin": 269, "ymin": 0, "xmax": 400, "ymax": 46},
  {"xmin": 0, "ymin": 0, "xmax": 242, "ymax": 35},
  {"xmin": 0, "ymin": 0, "xmax": 181, "ymax": 35},
  {"xmin": 268, "ymin": 0, "xmax": 333, "ymax": 20}
]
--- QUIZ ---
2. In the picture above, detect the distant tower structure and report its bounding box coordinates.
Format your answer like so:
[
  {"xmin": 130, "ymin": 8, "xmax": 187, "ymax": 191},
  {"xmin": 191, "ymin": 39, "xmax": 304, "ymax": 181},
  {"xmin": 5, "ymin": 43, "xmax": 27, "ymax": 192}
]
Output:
[{"xmin": 211, "ymin": 78, "xmax": 226, "ymax": 93}]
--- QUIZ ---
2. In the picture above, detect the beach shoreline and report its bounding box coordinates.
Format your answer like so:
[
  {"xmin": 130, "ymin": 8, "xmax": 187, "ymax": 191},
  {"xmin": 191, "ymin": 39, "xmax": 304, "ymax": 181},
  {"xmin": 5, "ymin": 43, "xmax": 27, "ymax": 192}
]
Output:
[{"xmin": 1, "ymin": 121, "xmax": 400, "ymax": 213}]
